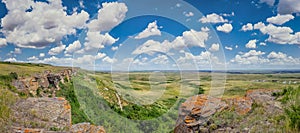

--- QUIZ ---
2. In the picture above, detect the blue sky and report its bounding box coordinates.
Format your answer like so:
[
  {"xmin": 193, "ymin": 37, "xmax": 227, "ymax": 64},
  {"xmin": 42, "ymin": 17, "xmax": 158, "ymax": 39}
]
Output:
[{"xmin": 0, "ymin": 0, "xmax": 300, "ymax": 70}]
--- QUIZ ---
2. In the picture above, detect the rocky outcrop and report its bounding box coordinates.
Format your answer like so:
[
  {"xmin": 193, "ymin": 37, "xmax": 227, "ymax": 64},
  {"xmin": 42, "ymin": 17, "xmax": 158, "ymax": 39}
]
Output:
[
  {"xmin": 71, "ymin": 123, "xmax": 105, "ymax": 133},
  {"xmin": 175, "ymin": 89, "xmax": 282, "ymax": 133},
  {"xmin": 12, "ymin": 69, "xmax": 75, "ymax": 96},
  {"xmin": 11, "ymin": 97, "xmax": 71, "ymax": 132},
  {"xmin": 175, "ymin": 95, "xmax": 228, "ymax": 132},
  {"xmin": 225, "ymin": 96, "xmax": 253, "ymax": 115},
  {"xmin": 10, "ymin": 97, "xmax": 106, "ymax": 133}
]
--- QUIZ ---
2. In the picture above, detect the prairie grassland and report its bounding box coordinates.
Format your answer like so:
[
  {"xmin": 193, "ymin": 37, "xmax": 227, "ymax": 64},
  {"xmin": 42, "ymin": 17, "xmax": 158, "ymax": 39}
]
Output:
[
  {"xmin": 94, "ymin": 72, "xmax": 300, "ymax": 98},
  {"xmin": 0, "ymin": 62, "xmax": 70, "ymax": 77}
]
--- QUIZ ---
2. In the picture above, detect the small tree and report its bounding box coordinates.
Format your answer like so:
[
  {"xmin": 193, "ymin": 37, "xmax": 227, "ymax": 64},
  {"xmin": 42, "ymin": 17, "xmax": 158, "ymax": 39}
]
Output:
[
  {"xmin": 198, "ymin": 86, "xmax": 205, "ymax": 94},
  {"xmin": 9, "ymin": 72, "xmax": 18, "ymax": 79}
]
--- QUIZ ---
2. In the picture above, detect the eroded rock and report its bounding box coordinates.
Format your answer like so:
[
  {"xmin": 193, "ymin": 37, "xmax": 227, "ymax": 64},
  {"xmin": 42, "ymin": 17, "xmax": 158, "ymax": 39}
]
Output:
[
  {"xmin": 71, "ymin": 123, "xmax": 106, "ymax": 133},
  {"xmin": 175, "ymin": 94, "xmax": 228, "ymax": 132},
  {"xmin": 10, "ymin": 97, "xmax": 71, "ymax": 132}
]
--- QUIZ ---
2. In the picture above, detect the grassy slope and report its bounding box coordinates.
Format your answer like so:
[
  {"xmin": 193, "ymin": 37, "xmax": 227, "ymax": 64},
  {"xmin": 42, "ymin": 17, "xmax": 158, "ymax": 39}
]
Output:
[{"xmin": 0, "ymin": 62, "xmax": 85, "ymax": 131}]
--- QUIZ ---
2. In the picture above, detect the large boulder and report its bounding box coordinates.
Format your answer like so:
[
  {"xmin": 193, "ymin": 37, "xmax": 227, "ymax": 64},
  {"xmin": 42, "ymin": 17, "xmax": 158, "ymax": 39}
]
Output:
[
  {"xmin": 175, "ymin": 94, "xmax": 228, "ymax": 132},
  {"xmin": 10, "ymin": 97, "xmax": 71, "ymax": 132}
]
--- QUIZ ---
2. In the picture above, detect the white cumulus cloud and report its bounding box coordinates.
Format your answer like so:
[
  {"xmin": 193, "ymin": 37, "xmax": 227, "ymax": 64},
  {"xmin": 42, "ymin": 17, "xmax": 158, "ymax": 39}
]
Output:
[
  {"xmin": 241, "ymin": 23, "xmax": 253, "ymax": 31},
  {"xmin": 134, "ymin": 21, "xmax": 161, "ymax": 39},
  {"xmin": 245, "ymin": 39, "xmax": 258, "ymax": 48},
  {"xmin": 278, "ymin": 0, "xmax": 300, "ymax": 14},
  {"xmin": 184, "ymin": 11, "xmax": 194, "ymax": 17},
  {"xmin": 39, "ymin": 53, "xmax": 45, "ymax": 58},
  {"xmin": 0, "ymin": 38, "xmax": 7, "ymax": 47},
  {"xmin": 48, "ymin": 45, "xmax": 66, "ymax": 55},
  {"xmin": 65, "ymin": 40, "xmax": 81, "ymax": 54},
  {"xmin": 209, "ymin": 43, "xmax": 220, "ymax": 52},
  {"xmin": 199, "ymin": 13, "xmax": 228, "ymax": 23},
  {"xmin": 266, "ymin": 14, "xmax": 294, "ymax": 25},
  {"xmin": 87, "ymin": 2, "xmax": 128, "ymax": 32},
  {"xmin": 225, "ymin": 46, "xmax": 233, "ymax": 51},
  {"xmin": 216, "ymin": 23, "xmax": 233, "ymax": 33},
  {"xmin": 1, "ymin": 0, "xmax": 89, "ymax": 48},
  {"xmin": 111, "ymin": 46, "xmax": 119, "ymax": 51}
]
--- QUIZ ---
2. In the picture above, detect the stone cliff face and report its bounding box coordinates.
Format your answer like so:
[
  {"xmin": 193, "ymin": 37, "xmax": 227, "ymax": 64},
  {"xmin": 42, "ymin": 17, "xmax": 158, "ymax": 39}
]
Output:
[
  {"xmin": 11, "ymin": 97, "xmax": 71, "ymax": 132},
  {"xmin": 10, "ymin": 97, "xmax": 106, "ymax": 133},
  {"xmin": 175, "ymin": 95, "xmax": 228, "ymax": 133},
  {"xmin": 12, "ymin": 69, "xmax": 75, "ymax": 97},
  {"xmin": 175, "ymin": 89, "xmax": 282, "ymax": 133}
]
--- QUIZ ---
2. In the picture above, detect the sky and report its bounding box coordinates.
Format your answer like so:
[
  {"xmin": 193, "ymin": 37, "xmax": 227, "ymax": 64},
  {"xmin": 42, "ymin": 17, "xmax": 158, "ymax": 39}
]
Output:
[{"xmin": 0, "ymin": 0, "xmax": 300, "ymax": 71}]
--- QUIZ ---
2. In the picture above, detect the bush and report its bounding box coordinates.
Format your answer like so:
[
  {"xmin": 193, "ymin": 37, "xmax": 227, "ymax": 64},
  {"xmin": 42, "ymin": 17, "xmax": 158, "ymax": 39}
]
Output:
[
  {"xmin": 279, "ymin": 86, "xmax": 300, "ymax": 131},
  {"xmin": 198, "ymin": 86, "xmax": 205, "ymax": 94},
  {"xmin": 285, "ymin": 105, "xmax": 300, "ymax": 130},
  {"xmin": 9, "ymin": 72, "xmax": 18, "ymax": 80}
]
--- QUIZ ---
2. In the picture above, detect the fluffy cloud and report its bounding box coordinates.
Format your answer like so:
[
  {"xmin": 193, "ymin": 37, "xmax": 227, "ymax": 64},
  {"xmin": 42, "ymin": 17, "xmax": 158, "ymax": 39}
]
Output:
[
  {"xmin": 111, "ymin": 46, "xmax": 119, "ymax": 51},
  {"xmin": 39, "ymin": 53, "xmax": 45, "ymax": 58},
  {"xmin": 134, "ymin": 21, "xmax": 161, "ymax": 39},
  {"xmin": 1, "ymin": 0, "xmax": 89, "ymax": 48},
  {"xmin": 95, "ymin": 53, "xmax": 107, "ymax": 59},
  {"xmin": 230, "ymin": 50, "xmax": 267, "ymax": 65},
  {"xmin": 267, "ymin": 51, "xmax": 287, "ymax": 59},
  {"xmin": 48, "ymin": 45, "xmax": 66, "ymax": 55},
  {"xmin": 254, "ymin": 22, "xmax": 300, "ymax": 45},
  {"xmin": 83, "ymin": 32, "xmax": 118, "ymax": 51},
  {"xmin": 267, "ymin": 51, "xmax": 300, "ymax": 65},
  {"xmin": 133, "ymin": 28, "xmax": 209, "ymax": 55},
  {"xmin": 150, "ymin": 55, "xmax": 169, "ymax": 65},
  {"xmin": 260, "ymin": 42, "xmax": 267, "ymax": 46},
  {"xmin": 216, "ymin": 23, "xmax": 233, "ymax": 33},
  {"xmin": 245, "ymin": 39, "xmax": 258, "ymax": 48},
  {"xmin": 242, "ymin": 50, "xmax": 265, "ymax": 57},
  {"xmin": 230, "ymin": 50, "xmax": 300, "ymax": 66},
  {"xmin": 14, "ymin": 48, "xmax": 22, "ymax": 54},
  {"xmin": 27, "ymin": 56, "xmax": 39, "ymax": 61},
  {"xmin": 132, "ymin": 40, "xmax": 169, "ymax": 55},
  {"xmin": 65, "ymin": 41, "xmax": 81, "ymax": 54},
  {"xmin": 241, "ymin": 23, "xmax": 253, "ymax": 31},
  {"xmin": 225, "ymin": 46, "xmax": 233, "ymax": 51},
  {"xmin": 278, "ymin": 0, "xmax": 300, "ymax": 14},
  {"xmin": 102, "ymin": 56, "xmax": 117, "ymax": 63},
  {"xmin": 209, "ymin": 43, "xmax": 220, "ymax": 52},
  {"xmin": 199, "ymin": 13, "xmax": 228, "ymax": 23},
  {"xmin": 87, "ymin": 2, "xmax": 128, "ymax": 32},
  {"xmin": 177, "ymin": 51, "xmax": 221, "ymax": 69},
  {"xmin": 179, "ymin": 29, "xmax": 209, "ymax": 47},
  {"xmin": 4, "ymin": 58, "xmax": 17, "ymax": 62},
  {"xmin": 184, "ymin": 11, "xmax": 194, "ymax": 17},
  {"xmin": 0, "ymin": 38, "xmax": 7, "ymax": 47},
  {"xmin": 254, "ymin": 22, "xmax": 266, "ymax": 29},
  {"xmin": 266, "ymin": 14, "xmax": 294, "ymax": 25}
]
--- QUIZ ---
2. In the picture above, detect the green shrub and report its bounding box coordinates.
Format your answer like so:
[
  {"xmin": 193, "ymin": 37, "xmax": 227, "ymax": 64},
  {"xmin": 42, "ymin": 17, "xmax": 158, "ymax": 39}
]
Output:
[
  {"xmin": 198, "ymin": 86, "xmax": 205, "ymax": 94},
  {"xmin": 285, "ymin": 104, "xmax": 300, "ymax": 130},
  {"xmin": 56, "ymin": 82, "xmax": 91, "ymax": 124}
]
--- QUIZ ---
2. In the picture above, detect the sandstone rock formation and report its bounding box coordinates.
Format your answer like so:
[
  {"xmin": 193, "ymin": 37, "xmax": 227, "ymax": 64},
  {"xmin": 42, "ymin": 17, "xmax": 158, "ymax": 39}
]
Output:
[
  {"xmin": 11, "ymin": 97, "xmax": 71, "ymax": 132},
  {"xmin": 12, "ymin": 69, "xmax": 75, "ymax": 96},
  {"xmin": 175, "ymin": 94, "xmax": 228, "ymax": 132},
  {"xmin": 175, "ymin": 89, "xmax": 282, "ymax": 133},
  {"xmin": 10, "ymin": 97, "xmax": 106, "ymax": 133},
  {"xmin": 71, "ymin": 123, "xmax": 105, "ymax": 133}
]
